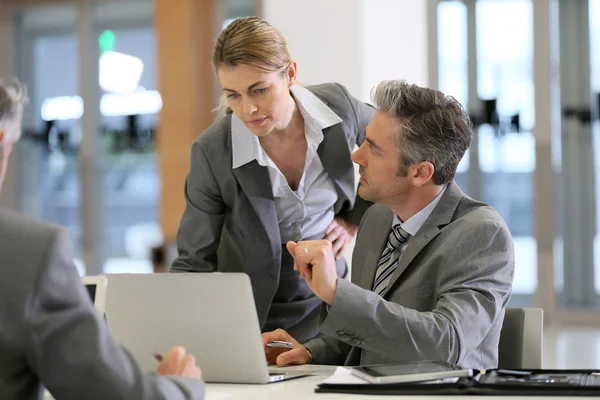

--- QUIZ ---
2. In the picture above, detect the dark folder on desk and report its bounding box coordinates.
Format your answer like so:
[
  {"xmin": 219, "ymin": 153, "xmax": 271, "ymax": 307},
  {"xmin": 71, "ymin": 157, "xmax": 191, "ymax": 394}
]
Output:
[{"xmin": 316, "ymin": 369, "xmax": 600, "ymax": 396}]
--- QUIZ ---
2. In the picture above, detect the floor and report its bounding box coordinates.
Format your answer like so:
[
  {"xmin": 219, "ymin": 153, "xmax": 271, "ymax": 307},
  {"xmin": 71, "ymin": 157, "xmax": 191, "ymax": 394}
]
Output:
[{"xmin": 544, "ymin": 326, "xmax": 600, "ymax": 368}]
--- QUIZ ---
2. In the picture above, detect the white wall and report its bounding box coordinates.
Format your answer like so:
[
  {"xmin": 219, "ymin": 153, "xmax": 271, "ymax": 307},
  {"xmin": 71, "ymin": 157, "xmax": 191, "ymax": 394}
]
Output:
[
  {"xmin": 263, "ymin": 0, "xmax": 433, "ymax": 102},
  {"xmin": 361, "ymin": 0, "xmax": 431, "ymax": 102},
  {"xmin": 262, "ymin": 0, "xmax": 365, "ymax": 98}
]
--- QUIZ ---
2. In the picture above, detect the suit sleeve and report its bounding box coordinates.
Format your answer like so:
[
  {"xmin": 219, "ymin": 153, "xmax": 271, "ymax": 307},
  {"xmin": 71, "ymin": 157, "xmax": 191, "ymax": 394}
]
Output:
[
  {"xmin": 25, "ymin": 229, "xmax": 205, "ymax": 400},
  {"xmin": 334, "ymin": 83, "xmax": 376, "ymax": 226},
  {"xmin": 316, "ymin": 219, "xmax": 514, "ymax": 365},
  {"xmin": 303, "ymin": 335, "xmax": 353, "ymax": 366},
  {"xmin": 171, "ymin": 140, "xmax": 226, "ymax": 272}
]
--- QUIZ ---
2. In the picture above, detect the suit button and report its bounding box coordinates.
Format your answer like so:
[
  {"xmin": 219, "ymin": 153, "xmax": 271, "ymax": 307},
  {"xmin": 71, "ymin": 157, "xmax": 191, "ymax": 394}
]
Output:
[
  {"xmin": 337, "ymin": 330, "xmax": 346, "ymax": 337},
  {"xmin": 352, "ymin": 338, "xmax": 362, "ymax": 346}
]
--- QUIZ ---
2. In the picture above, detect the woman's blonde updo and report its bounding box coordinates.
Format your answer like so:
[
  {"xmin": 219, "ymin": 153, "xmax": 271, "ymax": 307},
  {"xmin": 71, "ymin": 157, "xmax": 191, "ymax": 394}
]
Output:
[{"xmin": 213, "ymin": 16, "xmax": 292, "ymax": 114}]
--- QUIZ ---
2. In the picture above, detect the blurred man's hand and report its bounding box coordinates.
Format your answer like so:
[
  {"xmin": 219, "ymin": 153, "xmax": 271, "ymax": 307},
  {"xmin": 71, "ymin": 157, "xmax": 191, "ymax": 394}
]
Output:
[{"xmin": 156, "ymin": 346, "xmax": 202, "ymax": 379}]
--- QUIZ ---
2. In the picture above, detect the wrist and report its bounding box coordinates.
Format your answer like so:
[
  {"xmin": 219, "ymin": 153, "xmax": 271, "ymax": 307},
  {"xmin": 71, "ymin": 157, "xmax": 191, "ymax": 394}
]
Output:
[
  {"xmin": 305, "ymin": 347, "xmax": 313, "ymax": 363},
  {"xmin": 324, "ymin": 278, "xmax": 338, "ymax": 305}
]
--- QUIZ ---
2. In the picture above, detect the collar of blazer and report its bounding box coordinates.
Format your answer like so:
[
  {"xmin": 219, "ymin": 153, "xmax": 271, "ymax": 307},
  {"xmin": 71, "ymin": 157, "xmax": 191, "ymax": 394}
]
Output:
[{"xmin": 361, "ymin": 181, "xmax": 465, "ymax": 296}]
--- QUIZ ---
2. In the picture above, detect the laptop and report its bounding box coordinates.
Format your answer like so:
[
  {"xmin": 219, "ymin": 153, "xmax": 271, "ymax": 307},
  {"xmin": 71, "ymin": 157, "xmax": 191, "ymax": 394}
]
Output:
[
  {"xmin": 102, "ymin": 273, "xmax": 310, "ymax": 384},
  {"xmin": 81, "ymin": 275, "xmax": 108, "ymax": 315}
]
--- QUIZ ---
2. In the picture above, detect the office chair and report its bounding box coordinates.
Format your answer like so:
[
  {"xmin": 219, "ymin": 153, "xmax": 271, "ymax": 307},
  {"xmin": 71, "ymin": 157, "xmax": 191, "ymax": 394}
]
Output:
[{"xmin": 498, "ymin": 308, "xmax": 544, "ymax": 369}]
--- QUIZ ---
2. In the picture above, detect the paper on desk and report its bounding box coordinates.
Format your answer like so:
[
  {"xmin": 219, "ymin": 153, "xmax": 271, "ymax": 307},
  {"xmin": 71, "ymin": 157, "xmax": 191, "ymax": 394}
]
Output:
[{"xmin": 321, "ymin": 367, "xmax": 370, "ymax": 385}]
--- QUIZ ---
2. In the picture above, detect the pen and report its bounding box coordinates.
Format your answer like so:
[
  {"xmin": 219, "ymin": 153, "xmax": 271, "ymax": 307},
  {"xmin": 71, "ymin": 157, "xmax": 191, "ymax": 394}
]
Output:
[
  {"xmin": 266, "ymin": 341, "xmax": 294, "ymax": 349},
  {"xmin": 154, "ymin": 352, "xmax": 163, "ymax": 362}
]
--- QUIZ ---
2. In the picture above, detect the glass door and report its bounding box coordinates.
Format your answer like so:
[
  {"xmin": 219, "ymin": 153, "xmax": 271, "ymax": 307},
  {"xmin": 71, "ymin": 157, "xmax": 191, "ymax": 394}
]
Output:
[
  {"xmin": 13, "ymin": 0, "xmax": 162, "ymax": 275},
  {"xmin": 437, "ymin": 0, "xmax": 536, "ymax": 306}
]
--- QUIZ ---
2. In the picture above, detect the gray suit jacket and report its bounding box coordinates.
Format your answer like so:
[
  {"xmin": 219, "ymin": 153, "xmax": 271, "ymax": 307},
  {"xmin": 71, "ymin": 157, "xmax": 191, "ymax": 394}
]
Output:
[
  {"xmin": 304, "ymin": 182, "xmax": 515, "ymax": 370},
  {"xmin": 172, "ymin": 83, "xmax": 375, "ymax": 328},
  {"xmin": 0, "ymin": 208, "xmax": 205, "ymax": 400}
]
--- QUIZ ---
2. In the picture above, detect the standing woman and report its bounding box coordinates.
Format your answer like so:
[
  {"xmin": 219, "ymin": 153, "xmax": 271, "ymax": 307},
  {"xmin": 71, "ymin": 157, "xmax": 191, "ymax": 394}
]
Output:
[{"xmin": 172, "ymin": 16, "xmax": 375, "ymax": 344}]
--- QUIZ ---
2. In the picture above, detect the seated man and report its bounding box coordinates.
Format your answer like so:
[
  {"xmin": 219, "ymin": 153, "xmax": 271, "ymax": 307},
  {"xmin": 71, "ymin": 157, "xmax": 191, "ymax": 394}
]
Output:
[
  {"xmin": 263, "ymin": 80, "xmax": 514, "ymax": 370},
  {"xmin": 0, "ymin": 80, "xmax": 205, "ymax": 400}
]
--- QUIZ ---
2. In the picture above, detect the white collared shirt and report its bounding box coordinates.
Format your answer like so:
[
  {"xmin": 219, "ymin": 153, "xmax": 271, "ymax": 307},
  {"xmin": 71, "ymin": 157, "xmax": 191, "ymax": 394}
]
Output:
[
  {"xmin": 392, "ymin": 185, "xmax": 447, "ymax": 255},
  {"xmin": 231, "ymin": 86, "xmax": 343, "ymax": 243}
]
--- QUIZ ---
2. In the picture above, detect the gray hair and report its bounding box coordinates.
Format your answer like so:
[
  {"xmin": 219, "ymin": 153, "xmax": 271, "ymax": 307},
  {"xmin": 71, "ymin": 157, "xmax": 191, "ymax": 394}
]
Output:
[
  {"xmin": 372, "ymin": 80, "xmax": 472, "ymax": 185},
  {"xmin": 0, "ymin": 80, "xmax": 29, "ymax": 144}
]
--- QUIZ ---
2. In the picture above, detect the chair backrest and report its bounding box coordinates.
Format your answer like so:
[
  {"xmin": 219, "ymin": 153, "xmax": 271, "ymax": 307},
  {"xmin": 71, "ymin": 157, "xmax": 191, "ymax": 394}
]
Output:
[{"xmin": 498, "ymin": 308, "xmax": 544, "ymax": 369}]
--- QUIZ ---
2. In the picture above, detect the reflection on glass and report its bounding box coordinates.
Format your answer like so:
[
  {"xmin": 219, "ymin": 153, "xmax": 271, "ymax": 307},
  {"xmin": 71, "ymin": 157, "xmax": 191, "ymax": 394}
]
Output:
[
  {"xmin": 476, "ymin": 0, "xmax": 535, "ymax": 297},
  {"xmin": 477, "ymin": 0, "xmax": 535, "ymax": 130},
  {"xmin": 437, "ymin": 0, "xmax": 469, "ymax": 188},
  {"xmin": 98, "ymin": 26, "xmax": 161, "ymax": 274},
  {"xmin": 30, "ymin": 33, "xmax": 83, "ymax": 262},
  {"xmin": 438, "ymin": 1, "xmax": 468, "ymax": 108}
]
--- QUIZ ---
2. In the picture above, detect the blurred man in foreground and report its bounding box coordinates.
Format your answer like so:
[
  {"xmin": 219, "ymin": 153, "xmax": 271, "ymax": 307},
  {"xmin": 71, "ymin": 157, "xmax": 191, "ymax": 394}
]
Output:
[{"xmin": 0, "ymin": 80, "xmax": 205, "ymax": 400}]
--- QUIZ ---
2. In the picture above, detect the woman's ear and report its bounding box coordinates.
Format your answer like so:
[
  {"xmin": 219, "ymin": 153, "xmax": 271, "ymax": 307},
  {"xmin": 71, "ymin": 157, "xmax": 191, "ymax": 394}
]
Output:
[{"xmin": 286, "ymin": 61, "xmax": 298, "ymax": 87}]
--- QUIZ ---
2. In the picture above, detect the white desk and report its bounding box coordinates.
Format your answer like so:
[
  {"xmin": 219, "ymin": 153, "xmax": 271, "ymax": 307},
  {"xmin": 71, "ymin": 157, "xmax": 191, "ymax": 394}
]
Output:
[
  {"xmin": 204, "ymin": 366, "xmax": 594, "ymax": 400},
  {"xmin": 42, "ymin": 365, "xmax": 598, "ymax": 399}
]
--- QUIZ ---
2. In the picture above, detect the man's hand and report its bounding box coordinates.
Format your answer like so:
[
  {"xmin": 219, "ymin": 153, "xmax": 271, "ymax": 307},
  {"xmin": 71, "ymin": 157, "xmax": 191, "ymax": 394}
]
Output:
[
  {"xmin": 324, "ymin": 217, "xmax": 358, "ymax": 260},
  {"xmin": 156, "ymin": 346, "xmax": 202, "ymax": 379},
  {"xmin": 286, "ymin": 240, "xmax": 338, "ymax": 305},
  {"xmin": 262, "ymin": 329, "xmax": 312, "ymax": 366}
]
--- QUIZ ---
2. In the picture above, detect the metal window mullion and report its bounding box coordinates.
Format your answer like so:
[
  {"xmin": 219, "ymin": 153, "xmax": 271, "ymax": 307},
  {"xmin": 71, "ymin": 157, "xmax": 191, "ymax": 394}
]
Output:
[
  {"xmin": 465, "ymin": 0, "xmax": 482, "ymax": 201},
  {"xmin": 558, "ymin": 0, "xmax": 595, "ymax": 306},
  {"xmin": 533, "ymin": 0, "xmax": 559, "ymax": 314},
  {"xmin": 78, "ymin": 0, "xmax": 106, "ymax": 275}
]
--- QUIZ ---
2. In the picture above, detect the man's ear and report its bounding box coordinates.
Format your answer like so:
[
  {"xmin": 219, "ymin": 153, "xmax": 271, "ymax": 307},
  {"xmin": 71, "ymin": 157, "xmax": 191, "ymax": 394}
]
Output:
[{"xmin": 411, "ymin": 161, "xmax": 435, "ymax": 187}]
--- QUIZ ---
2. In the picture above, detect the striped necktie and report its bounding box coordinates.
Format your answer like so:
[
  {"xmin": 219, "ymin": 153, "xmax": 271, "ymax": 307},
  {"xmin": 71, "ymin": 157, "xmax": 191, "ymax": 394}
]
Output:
[{"xmin": 372, "ymin": 224, "xmax": 411, "ymax": 295}]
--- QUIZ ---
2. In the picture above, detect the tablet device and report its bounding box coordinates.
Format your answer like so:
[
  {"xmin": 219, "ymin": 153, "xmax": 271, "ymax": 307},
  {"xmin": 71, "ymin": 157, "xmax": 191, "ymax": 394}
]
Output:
[
  {"xmin": 350, "ymin": 360, "xmax": 473, "ymax": 384},
  {"xmin": 81, "ymin": 275, "xmax": 108, "ymax": 315}
]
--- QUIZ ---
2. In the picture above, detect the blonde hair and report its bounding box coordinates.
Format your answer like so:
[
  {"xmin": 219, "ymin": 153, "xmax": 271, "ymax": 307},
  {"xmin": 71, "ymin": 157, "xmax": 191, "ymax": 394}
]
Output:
[
  {"xmin": 0, "ymin": 79, "xmax": 28, "ymax": 144},
  {"xmin": 213, "ymin": 16, "xmax": 292, "ymax": 115}
]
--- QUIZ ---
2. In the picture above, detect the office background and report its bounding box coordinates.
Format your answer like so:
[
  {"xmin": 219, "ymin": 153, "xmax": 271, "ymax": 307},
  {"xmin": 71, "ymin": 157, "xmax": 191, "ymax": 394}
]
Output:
[{"xmin": 0, "ymin": 0, "xmax": 599, "ymax": 368}]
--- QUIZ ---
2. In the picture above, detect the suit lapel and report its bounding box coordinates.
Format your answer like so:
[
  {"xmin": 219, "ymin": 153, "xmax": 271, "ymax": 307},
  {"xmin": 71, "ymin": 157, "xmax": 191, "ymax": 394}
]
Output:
[
  {"xmin": 358, "ymin": 207, "xmax": 394, "ymax": 290},
  {"xmin": 232, "ymin": 161, "xmax": 281, "ymax": 256},
  {"xmin": 318, "ymin": 123, "xmax": 355, "ymax": 208},
  {"xmin": 380, "ymin": 182, "xmax": 464, "ymax": 298}
]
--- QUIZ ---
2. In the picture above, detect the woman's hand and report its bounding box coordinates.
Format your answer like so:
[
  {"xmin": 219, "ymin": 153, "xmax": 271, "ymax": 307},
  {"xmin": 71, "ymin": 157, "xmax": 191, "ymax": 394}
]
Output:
[{"xmin": 323, "ymin": 217, "xmax": 358, "ymax": 260}]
